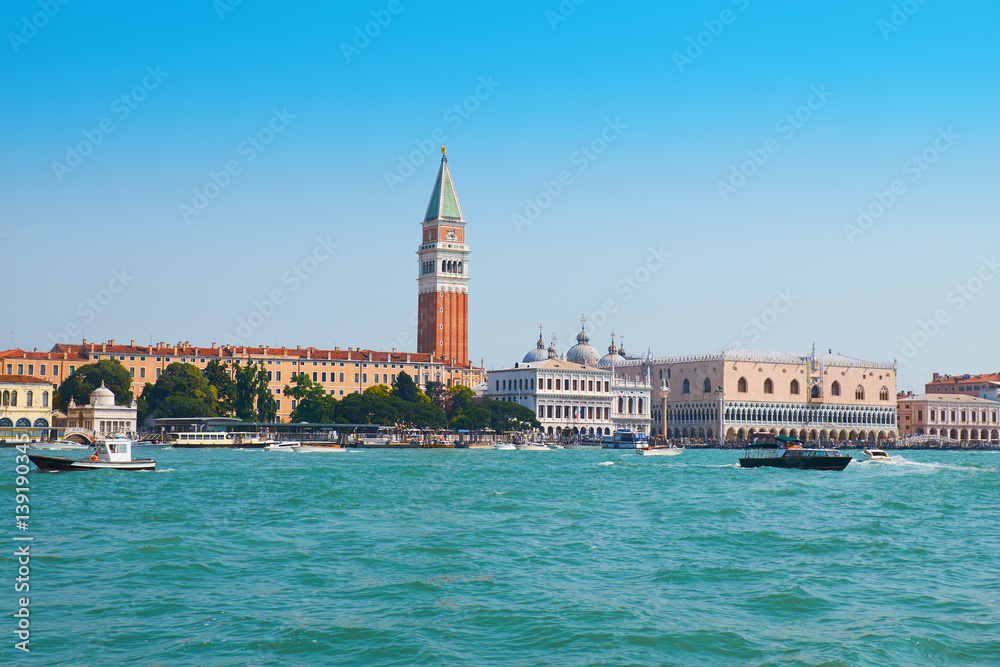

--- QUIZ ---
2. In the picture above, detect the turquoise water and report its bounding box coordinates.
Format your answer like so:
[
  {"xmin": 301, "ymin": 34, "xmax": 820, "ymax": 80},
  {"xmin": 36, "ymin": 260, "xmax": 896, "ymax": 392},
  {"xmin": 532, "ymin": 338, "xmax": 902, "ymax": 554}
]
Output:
[{"xmin": 7, "ymin": 448, "xmax": 1000, "ymax": 666}]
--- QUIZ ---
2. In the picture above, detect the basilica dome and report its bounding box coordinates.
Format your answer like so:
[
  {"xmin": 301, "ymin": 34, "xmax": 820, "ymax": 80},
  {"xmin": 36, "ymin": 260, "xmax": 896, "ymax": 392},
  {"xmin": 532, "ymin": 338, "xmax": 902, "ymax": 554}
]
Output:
[
  {"xmin": 565, "ymin": 325, "xmax": 600, "ymax": 367},
  {"xmin": 522, "ymin": 333, "xmax": 548, "ymax": 363},
  {"xmin": 598, "ymin": 337, "xmax": 622, "ymax": 369},
  {"xmin": 90, "ymin": 381, "xmax": 116, "ymax": 406}
]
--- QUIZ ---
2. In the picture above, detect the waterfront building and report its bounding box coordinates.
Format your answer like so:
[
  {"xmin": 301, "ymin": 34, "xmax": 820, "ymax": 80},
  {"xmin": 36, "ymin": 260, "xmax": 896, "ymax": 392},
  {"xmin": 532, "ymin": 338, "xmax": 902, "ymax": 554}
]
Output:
[
  {"xmin": 0, "ymin": 341, "xmax": 484, "ymax": 423},
  {"xmin": 488, "ymin": 325, "xmax": 652, "ymax": 439},
  {"xmin": 616, "ymin": 347, "xmax": 898, "ymax": 444},
  {"xmin": 0, "ymin": 374, "xmax": 55, "ymax": 439},
  {"xmin": 897, "ymin": 394, "xmax": 999, "ymax": 444},
  {"xmin": 66, "ymin": 382, "xmax": 138, "ymax": 437},
  {"xmin": 924, "ymin": 372, "xmax": 1000, "ymax": 399},
  {"xmin": 418, "ymin": 148, "xmax": 470, "ymax": 366}
]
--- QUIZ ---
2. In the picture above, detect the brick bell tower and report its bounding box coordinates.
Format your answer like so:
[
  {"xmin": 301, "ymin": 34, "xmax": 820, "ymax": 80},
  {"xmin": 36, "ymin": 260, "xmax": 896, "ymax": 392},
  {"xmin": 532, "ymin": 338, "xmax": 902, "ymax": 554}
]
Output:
[{"xmin": 417, "ymin": 147, "xmax": 469, "ymax": 365}]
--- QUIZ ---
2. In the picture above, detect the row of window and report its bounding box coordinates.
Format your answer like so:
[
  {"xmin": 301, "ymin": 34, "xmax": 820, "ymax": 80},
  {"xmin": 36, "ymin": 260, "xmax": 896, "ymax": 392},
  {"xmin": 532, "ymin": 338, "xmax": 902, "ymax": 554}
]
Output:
[
  {"xmin": 89, "ymin": 354, "xmax": 443, "ymax": 371},
  {"xmin": 497, "ymin": 377, "xmax": 611, "ymax": 393},
  {"xmin": 0, "ymin": 390, "xmax": 49, "ymax": 408},
  {"xmin": 0, "ymin": 418, "xmax": 49, "ymax": 428},
  {"xmin": 5, "ymin": 364, "xmax": 60, "ymax": 376},
  {"xmin": 677, "ymin": 376, "xmax": 891, "ymax": 401},
  {"xmin": 537, "ymin": 405, "xmax": 612, "ymax": 420},
  {"xmin": 918, "ymin": 408, "xmax": 999, "ymax": 424}
]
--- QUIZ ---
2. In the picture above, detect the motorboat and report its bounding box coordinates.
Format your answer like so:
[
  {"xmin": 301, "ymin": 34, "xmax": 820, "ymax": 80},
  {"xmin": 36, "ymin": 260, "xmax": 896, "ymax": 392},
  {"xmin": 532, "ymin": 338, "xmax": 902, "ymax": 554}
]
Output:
[
  {"xmin": 28, "ymin": 436, "xmax": 156, "ymax": 472},
  {"xmin": 638, "ymin": 444, "xmax": 683, "ymax": 456},
  {"xmin": 29, "ymin": 439, "xmax": 90, "ymax": 451},
  {"xmin": 601, "ymin": 429, "xmax": 649, "ymax": 450},
  {"xmin": 264, "ymin": 441, "xmax": 300, "ymax": 452},
  {"xmin": 863, "ymin": 448, "xmax": 890, "ymax": 461},
  {"xmin": 514, "ymin": 443, "xmax": 552, "ymax": 451},
  {"xmin": 739, "ymin": 435, "xmax": 851, "ymax": 471},
  {"xmin": 493, "ymin": 442, "xmax": 517, "ymax": 450}
]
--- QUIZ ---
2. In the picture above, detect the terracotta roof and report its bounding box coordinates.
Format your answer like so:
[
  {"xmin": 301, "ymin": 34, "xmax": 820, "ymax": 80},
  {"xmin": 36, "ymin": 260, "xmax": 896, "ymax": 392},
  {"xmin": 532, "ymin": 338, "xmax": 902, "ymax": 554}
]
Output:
[
  {"xmin": 899, "ymin": 394, "xmax": 999, "ymax": 404},
  {"xmin": 0, "ymin": 374, "xmax": 53, "ymax": 385},
  {"xmin": 926, "ymin": 373, "xmax": 1000, "ymax": 386},
  {"xmin": 29, "ymin": 341, "xmax": 481, "ymax": 370}
]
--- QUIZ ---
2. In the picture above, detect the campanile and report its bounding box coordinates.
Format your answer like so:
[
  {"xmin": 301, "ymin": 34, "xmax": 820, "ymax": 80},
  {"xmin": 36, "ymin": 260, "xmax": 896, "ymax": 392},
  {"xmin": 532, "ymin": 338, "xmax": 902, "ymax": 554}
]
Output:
[{"xmin": 417, "ymin": 147, "xmax": 469, "ymax": 365}]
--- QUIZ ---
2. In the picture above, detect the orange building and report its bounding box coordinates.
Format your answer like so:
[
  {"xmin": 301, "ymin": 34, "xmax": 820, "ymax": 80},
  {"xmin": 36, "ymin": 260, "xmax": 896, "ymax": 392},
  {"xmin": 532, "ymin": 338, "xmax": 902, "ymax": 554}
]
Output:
[{"xmin": 1, "ymin": 341, "xmax": 483, "ymax": 423}]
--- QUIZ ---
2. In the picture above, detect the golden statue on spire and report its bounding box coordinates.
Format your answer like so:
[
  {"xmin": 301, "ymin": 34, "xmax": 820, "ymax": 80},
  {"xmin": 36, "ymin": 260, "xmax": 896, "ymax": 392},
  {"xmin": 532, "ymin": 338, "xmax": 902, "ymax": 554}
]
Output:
[{"xmin": 441, "ymin": 145, "xmax": 447, "ymax": 156}]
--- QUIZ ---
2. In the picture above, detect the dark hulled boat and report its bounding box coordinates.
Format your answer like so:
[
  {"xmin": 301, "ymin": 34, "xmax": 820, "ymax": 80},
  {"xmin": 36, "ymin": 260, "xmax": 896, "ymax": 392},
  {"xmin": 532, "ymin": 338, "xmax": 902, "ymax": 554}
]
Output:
[
  {"xmin": 739, "ymin": 435, "xmax": 851, "ymax": 471},
  {"xmin": 28, "ymin": 437, "xmax": 156, "ymax": 472}
]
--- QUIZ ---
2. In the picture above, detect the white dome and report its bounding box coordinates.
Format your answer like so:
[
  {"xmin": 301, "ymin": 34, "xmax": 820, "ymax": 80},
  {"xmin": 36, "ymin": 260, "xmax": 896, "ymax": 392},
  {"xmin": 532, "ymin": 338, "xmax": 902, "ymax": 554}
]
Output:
[
  {"xmin": 90, "ymin": 381, "xmax": 116, "ymax": 406},
  {"xmin": 522, "ymin": 334, "xmax": 548, "ymax": 363},
  {"xmin": 565, "ymin": 325, "xmax": 600, "ymax": 367}
]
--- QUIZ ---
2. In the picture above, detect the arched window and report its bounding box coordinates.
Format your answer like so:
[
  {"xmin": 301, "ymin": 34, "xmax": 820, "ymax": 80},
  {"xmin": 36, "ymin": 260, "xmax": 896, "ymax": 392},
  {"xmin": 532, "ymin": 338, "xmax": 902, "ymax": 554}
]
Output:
[
  {"xmin": 618, "ymin": 398, "xmax": 624, "ymax": 413},
  {"xmin": 737, "ymin": 377, "xmax": 748, "ymax": 393},
  {"xmin": 790, "ymin": 379, "xmax": 799, "ymax": 395},
  {"xmin": 763, "ymin": 378, "xmax": 773, "ymax": 394},
  {"xmin": 638, "ymin": 399, "xmax": 643, "ymax": 413},
  {"xmin": 879, "ymin": 386, "xmax": 888, "ymax": 401},
  {"xmin": 855, "ymin": 386, "xmax": 865, "ymax": 400},
  {"xmin": 26, "ymin": 391, "xmax": 33, "ymax": 407},
  {"xmin": 458, "ymin": 261, "xmax": 462, "ymax": 274},
  {"xmin": 682, "ymin": 379, "xmax": 690, "ymax": 394},
  {"xmin": 811, "ymin": 385, "xmax": 820, "ymax": 399},
  {"xmin": 10, "ymin": 391, "xmax": 15, "ymax": 407},
  {"xmin": 831, "ymin": 381, "xmax": 841, "ymax": 397},
  {"xmin": 495, "ymin": 380, "xmax": 499, "ymax": 391},
  {"xmin": 703, "ymin": 378, "xmax": 711, "ymax": 393},
  {"xmin": 441, "ymin": 260, "xmax": 447, "ymax": 272},
  {"xmin": 42, "ymin": 391, "xmax": 49, "ymax": 407},
  {"xmin": 1, "ymin": 390, "xmax": 7, "ymax": 406},
  {"xmin": 628, "ymin": 398, "xmax": 634, "ymax": 414}
]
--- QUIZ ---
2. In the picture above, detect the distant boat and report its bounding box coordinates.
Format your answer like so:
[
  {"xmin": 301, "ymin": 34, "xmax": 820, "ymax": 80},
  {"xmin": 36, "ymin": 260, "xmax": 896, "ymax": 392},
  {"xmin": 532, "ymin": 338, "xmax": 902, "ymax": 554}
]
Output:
[
  {"xmin": 493, "ymin": 442, "xmax": 517, "ymax": 450},
  {"xmin": 739, "ymin": 435, "xmax": 851, "ymax": 471},
  {"xmin": 864, "ymin": 448, "xmax": 890, "ymax": 461},
  {"xmin": 28, "ymin": 436, "xmax": 155, "ymax": 472},
  {"xmin": 601, "ymin": 429, "xmax": 649, "ymax": 449},
  {"xmin": 638, "ymin": 444, "xmax": 683, "ymax": 456}
]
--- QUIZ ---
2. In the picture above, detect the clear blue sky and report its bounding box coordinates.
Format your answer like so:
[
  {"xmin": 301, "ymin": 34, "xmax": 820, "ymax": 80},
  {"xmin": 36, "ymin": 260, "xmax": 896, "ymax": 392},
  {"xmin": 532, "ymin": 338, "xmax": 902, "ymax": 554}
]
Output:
[{"xmin": 1, "ymin": 0, "xmax": 997, "ymax": 391}]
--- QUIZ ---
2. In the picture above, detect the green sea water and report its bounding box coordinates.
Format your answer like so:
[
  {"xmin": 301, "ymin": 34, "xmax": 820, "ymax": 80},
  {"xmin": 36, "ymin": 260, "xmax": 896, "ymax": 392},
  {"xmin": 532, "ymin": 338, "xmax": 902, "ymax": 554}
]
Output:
[{"xmin": 6, "ymin": 448, "xmax": 1000, "ymax": 666}]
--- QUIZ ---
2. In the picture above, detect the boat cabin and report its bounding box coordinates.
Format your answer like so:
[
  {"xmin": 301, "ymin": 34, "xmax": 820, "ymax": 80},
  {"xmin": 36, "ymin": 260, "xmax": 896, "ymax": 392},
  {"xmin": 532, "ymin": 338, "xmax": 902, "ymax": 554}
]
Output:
[{"xmin": 95, "ymin": 437, "xmax": 134, "ymax": 462}]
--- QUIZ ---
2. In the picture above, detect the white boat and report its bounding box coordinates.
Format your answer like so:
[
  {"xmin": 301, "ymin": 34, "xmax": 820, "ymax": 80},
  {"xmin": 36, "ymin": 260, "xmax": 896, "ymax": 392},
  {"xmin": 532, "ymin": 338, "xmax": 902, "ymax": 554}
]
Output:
[
  {"xmin": 638, "ymin": 444, "xmax": 684, "ymax": 456},
  {"xmin": 864, "ymin": 448, "xmax": 890, "ymax": 461},
  {"xmin": 515, "ymin": 443, "xmax": 552, "ymax": 451},
  {"xmin": 493, "ymin": 442, "xmax": 517, "ymax": 450},
  {"xmin": 264, "ymin": 441, "xmax": 300, "ymax": 451},
  {"xmin": 169, "ymin": 431, "xmax": 269, "ymax": 448},
  {"xmin": 28, "ymin": 436, "xmax": 155, "ymax": 471},
  {"xmin": 601, "ymin": 429, "xmax": 649, "ymax": 449},
  {"xmin": 30, "ymin": 439, "xmax": 90, "ymax": 451}
]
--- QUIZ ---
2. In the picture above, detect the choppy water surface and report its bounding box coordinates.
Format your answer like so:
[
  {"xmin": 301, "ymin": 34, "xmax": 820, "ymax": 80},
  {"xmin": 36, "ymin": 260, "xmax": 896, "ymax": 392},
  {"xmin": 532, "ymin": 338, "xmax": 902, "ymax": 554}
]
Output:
[{"xmin": 7, "ymin": 448, "xmax": 1000, "ymax": 666}]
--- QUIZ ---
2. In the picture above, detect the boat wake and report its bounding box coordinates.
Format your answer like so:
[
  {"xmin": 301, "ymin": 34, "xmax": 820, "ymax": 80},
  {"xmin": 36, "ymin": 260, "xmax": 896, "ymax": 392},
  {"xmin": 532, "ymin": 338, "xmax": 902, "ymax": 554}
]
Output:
[
  {"xmin": 855, "ymin": 456, "xmax": 992, "ymax": 473},
  {"xmin": 597, "ymin": 461, "xmax": 615, "ymax": 466}
]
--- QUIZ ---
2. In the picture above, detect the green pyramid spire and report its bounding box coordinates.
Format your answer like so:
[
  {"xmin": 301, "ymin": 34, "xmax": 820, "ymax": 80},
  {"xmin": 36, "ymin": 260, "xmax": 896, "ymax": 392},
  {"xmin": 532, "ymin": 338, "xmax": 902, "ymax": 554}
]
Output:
[{"xmin": 424, "ymin": 149, "xmax": 464, "ymax": 222}]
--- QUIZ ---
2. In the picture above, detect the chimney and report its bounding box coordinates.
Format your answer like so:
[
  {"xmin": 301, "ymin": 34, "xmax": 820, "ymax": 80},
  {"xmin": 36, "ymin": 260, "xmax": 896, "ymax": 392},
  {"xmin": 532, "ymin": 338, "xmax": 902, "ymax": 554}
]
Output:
[
  {"xmin": 130, "ymin": 340, "xmax": 135, "ymax": 347},
  {"xmin": 933, "ymin": 373, "xmax": 939, "ymax": 380},
  {"xmin": 347, "ymin": 350, "xmax": 352, "ymax": 361},
  {"xmin": 368, "ymin": 352, "xmax": 372, "ymax": 362},
  {"xmin": 108, "ymin": 339, "xmax": 115, "ymax": 346},
  {"xmin": 406, "ymin": 353, "xmax": 411, "ymax": 363},
  {"xmin": 334, "ymin": 346, "xmax": 339, "ymax": 351},
  {"xmin": 392, "ymin": 348, "xmax": 396, "ymax": 353},
  {"xmin": 82, "ymin": 338, "xmax": 87, "ymax": 346},
  {"xmin": 263, "ymin": 345, "xmax": 268, "ymax": 354},
  {"xmin": 211, "ymin": 342, "xmax": 217, "ymax": 349},
  {"xmin": 307, "ymin": 349, "xmax": 312, "ymax": 360}
]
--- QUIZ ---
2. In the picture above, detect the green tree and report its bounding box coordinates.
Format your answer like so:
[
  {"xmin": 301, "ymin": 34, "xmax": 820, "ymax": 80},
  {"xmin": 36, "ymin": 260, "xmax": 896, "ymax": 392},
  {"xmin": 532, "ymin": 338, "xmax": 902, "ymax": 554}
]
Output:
[
  {"xmin": 57, "ymin": 359, "xmax": 134, "ymax": 411},
  {"xmin": 285, "ymin": 373, "xmax": 336, "ymax": 423},
  {"xmin": 447, "ymin": 385, "xmax": 476, "ymax": 421},
  {"xmin": 204, "ymin": 360, "xmax": 235, "ymax": 415},
  {"xmin": 231, "ymin": 361, "xmax": 261, "ymax": 420},
  {"xmin": 364, "ymin": 384, "xmax": 391, "ymax": 397},
  {"xmin": 481, "ymin": 399, "xmax": 541, "ymax": 432},
  {"xmin": 138, "ymin": 363, "xmax": 218, "ymax": 420},
  {"xmin": 391, "ymin": 371, "xmax": 419, "ymax": 403}
]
